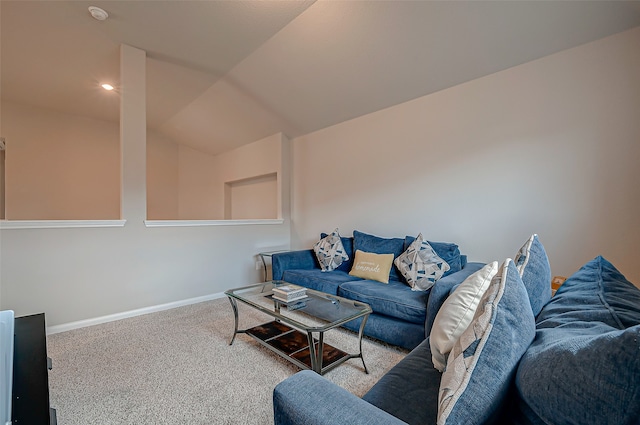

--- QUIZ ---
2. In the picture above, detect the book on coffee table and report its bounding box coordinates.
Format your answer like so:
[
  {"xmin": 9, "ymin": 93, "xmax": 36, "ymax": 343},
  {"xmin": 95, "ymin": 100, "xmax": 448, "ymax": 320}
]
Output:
[
  {"xmin": 272, "ymin": 284, "xmax": 307, "ymax": 302},
  {"xmin": 273, "ymin": 293, "xmax": 308, "ymax": 303},
  {"xmin": 283, "ymin": 299, "xmax": 307, "ymax": 311}
]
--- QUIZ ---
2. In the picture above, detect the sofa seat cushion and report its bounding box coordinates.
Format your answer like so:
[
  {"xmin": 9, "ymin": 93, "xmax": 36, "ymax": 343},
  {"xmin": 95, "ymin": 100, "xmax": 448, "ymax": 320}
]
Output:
[
  {"xmin": 515, "ymin": 256, "xmax": 640, "ymax": 425},
  {"xmin": 282, "ymin": 269, "xmax": 360, "ymax": 296},
  {"xmin": 363, "ymin": 338, "xmax": 441, "ymax": 425},
  {"xmin": 338, "ymin": 279, "xmax": 429, "ymax": 325},
  {"xmin": 342, "ymin": 313, "xmax": 426, "ymax": 350}
]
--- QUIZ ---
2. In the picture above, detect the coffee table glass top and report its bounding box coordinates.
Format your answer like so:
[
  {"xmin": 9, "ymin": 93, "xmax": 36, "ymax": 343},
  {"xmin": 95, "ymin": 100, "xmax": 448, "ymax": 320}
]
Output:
[{"xmin": 225, "ymin": 281, "xmax": 371, "ymax": 332}]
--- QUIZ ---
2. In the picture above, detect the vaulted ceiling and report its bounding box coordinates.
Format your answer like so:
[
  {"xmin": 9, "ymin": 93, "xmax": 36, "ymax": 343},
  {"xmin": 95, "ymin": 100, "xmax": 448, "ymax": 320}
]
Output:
[{"xmin": 2, "ymin": 1, "xmax": 640, "ymax": 155}]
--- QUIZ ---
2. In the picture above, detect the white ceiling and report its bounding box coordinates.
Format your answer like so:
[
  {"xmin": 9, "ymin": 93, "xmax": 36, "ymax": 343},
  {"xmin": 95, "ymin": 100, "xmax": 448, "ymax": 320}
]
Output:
[{"xmin": 2, "ymin": 0, "xmax": 640, "ymax": 155}]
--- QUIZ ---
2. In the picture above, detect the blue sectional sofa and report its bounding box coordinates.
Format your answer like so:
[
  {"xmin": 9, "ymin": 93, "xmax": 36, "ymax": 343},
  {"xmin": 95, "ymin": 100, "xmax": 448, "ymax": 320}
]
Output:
[
  {"xmin": 273, "ymin": 236, "xmax": 640, "ymax": 425},
  {"xmin": 272, "ymin": 230, "xmax": 483, "ymax": 350}
]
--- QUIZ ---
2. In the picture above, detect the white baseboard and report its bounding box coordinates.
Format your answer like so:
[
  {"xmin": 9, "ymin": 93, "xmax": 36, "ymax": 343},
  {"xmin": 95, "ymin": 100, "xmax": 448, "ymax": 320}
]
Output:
[{"xmin": 46, "ymin": 292, "xmax": 227, "ymax": 335}]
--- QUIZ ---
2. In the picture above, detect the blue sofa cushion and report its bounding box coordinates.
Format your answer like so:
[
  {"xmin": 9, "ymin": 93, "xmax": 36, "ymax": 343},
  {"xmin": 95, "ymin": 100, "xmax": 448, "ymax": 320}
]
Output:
[
  {"xmin": 338, "ymin": 279, "xmax": 429, "ymax": 325},
  {"xmin": 272, "ymin": 249, "xmax": 319, "ymax": 281},
  {"xmin": 353, "ymin": 230, "xmax": 405, "ymax": 282},
  {"xmin": 363, "ymin": 338, "xmax": 441, "ymax": 424},
  {"xmin": 273, "ymin": 370, "xmax": 408, "ymax": 425},
  {"xmin": 342, "ymin": 313, "xmax": 426, "ymax": 350},
  {"xmin": 282, "ymin": 269, "xmax": 359, "ymax": 295},
  {"xmin": 320, "ymin": 233, "xmax": 354, "ymax": 273},
  {"xmin": 438, "ymin": 259, "xmax": 535, "ymax": 425},
  {"xmin": 515, "ymin": 256, "xmax": 640, "ymax": 425},
  {"xmin": 514, "ymin": 234, "xmax": 552, "ymax": 317},
  {"xmin": 404, "ymin": 236, "xmax": 462, "ymax": 277}
]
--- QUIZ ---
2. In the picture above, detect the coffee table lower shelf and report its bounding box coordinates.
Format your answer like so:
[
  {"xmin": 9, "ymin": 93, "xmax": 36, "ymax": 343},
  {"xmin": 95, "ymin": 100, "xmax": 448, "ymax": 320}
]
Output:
[{"xmin": 245, "ymin": 321, "xmax": 350, "ymax": 375}]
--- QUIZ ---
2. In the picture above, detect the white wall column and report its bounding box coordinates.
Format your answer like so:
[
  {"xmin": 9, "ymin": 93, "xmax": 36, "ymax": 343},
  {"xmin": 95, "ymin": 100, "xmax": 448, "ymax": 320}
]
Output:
[
  {"xmin": 278, "ymin": 133, "xmax": 291, "ymax": 222},
  {"xmin": 120, "ymin": 44, "xmax": 147, "ymax": 221}
]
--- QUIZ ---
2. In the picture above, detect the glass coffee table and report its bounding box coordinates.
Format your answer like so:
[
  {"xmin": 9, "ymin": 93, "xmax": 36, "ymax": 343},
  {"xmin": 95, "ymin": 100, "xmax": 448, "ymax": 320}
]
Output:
[{"xmin": 225, "ymin": 281, "xmax": 372, "ymax": 375}]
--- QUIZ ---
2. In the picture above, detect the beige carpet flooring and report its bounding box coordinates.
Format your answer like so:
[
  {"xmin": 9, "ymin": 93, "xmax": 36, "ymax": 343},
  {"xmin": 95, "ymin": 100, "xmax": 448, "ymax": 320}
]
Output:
[{"xmin": 47, "ymin": 297, "xmax": 408, "ymax": 425}]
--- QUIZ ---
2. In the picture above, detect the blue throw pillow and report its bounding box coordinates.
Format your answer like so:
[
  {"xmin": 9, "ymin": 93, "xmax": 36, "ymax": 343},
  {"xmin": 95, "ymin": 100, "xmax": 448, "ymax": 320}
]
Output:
[
  {"xmin": 404, "ymin": 236, "xmax": 462, "ymax": 277},
  {"xmin": 353, "ymin": 230, "xmax": 405, "ymax": 281},
  {"xmin": 438, "ymin": 259, "xmax": 536, "ymax": 425},
  {"xmin": 515, "ymin": 256, "xmax": 640, "ymax": 425},
  {"xmin": 514, "ymin": 234, "xmax": 552, "ymax": 317}
]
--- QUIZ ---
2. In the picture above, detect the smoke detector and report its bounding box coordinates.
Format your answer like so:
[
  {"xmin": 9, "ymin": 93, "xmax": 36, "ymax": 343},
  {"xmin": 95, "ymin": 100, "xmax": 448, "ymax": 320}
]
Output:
[{"xmin": 88, "ymin": 6, "xmax": 109, "ymax": 21}]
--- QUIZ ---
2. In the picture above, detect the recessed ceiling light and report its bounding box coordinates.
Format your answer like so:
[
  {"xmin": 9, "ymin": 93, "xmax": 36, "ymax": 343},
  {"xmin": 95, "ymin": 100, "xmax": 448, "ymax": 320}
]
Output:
[
  {"xmin": 88, "ymin": 6, "xmax": 109, "ymax": 21},
  {"xmin": 101, "ymin": 83, "xmax": 114, "ymax": 91}
]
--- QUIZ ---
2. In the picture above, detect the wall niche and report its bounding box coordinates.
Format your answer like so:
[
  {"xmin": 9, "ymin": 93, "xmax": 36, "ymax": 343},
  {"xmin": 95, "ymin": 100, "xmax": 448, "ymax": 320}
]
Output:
[{"xmin": 224, "ymin": 172, "xmax": 277, "ymax": 220}]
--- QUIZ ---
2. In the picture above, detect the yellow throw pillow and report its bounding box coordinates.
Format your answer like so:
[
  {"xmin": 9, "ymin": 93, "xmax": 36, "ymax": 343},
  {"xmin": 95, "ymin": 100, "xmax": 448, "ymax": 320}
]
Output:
[{"xmin": 349, "ymin": 250, "xmax": 395, "ymax": 284}]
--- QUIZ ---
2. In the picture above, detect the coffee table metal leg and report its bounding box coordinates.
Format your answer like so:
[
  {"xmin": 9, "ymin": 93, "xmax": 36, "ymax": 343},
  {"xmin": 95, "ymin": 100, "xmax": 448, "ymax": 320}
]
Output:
[
  {"xmin": 317, "ymin": 332, "xmax": 325, "ymax": 374},
  {"xmin": 227, "ymin": 296, "xmax": 239, "ymax": 346},
  {"xmin": 358, "ymin": 315, "xmax": 369, "ymax": 374},
  {"xmin": 260, "ymin": 254, "xmax": 268, "ymax": 282},
  {"xmin": 306, "ymin": 331, "xmax": 318, "ymax": 372}
]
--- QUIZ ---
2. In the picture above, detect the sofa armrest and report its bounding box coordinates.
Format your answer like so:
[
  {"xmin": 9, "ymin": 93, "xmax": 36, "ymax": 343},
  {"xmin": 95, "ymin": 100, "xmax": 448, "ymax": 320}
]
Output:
[
  {"xmin": 272, "ymin": 250, "xmax": 318, "ymax": 281},
  {"xmin": 425, "ymin": 262, "xmax": 486, "ymax": 335},
  {"xmin": 273, "ymin": 370, "xmax": 408, "ymax": 425}
]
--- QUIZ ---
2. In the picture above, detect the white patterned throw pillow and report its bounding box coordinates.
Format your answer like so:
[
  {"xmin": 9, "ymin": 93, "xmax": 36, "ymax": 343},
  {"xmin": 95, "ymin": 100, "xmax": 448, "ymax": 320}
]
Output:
[
  {"xmin": 394, "ymin": 233, "xmax": 450, "ymax": 291},
  {"xmin": 437, "ymin": 259, "xmax": 536, "ymax": 425},
  {"xmin": 313, "ymin": 228, "xmax": 349, "ymax": 272},
  {"xmin": 430, "ymin": 261, "xmax": 498, "ymax": 371}
]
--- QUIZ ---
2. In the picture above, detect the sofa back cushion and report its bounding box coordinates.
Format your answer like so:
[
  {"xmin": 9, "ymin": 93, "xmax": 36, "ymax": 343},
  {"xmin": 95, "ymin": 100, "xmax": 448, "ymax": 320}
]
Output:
[
  {"xmin": 438, "ymin": 259, "xmax": 535, "ymax": 425},
  {"xmin": 514, "ymin": 234, "xmax": 552, "ymax": 317},
  {"xmin": 515, "ymin": 256, "xmax": 640, "ymax": 425},
  {"xmin": 353, "ymin": 230, "xmax": 405, "ymax": 281}
]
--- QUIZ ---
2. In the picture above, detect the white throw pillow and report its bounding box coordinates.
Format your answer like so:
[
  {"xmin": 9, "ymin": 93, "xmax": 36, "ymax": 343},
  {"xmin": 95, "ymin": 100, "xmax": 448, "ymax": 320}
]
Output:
[
  {"xmin": 313, "ymin": 228, "xmax": 349, "ymax": 272},
  {"xmin": 394, "ymin": 233, "xmax": 450, "ymax": 291},
  {"xmin": 430, "ymin": 261, "xmax": 498, "ymax": 372}
]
